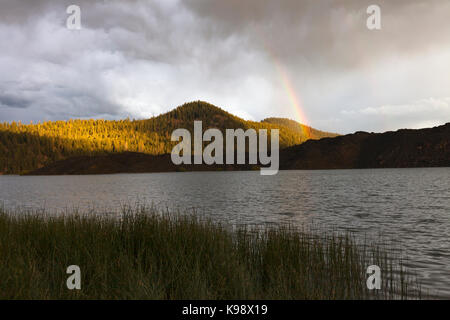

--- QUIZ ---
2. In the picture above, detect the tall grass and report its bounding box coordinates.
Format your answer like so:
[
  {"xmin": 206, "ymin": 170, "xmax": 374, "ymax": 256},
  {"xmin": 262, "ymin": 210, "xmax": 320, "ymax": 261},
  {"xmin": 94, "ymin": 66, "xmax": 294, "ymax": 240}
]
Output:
[{"xmin": 0, "ymin": 206, "xmax": 421, "ymax": 299}]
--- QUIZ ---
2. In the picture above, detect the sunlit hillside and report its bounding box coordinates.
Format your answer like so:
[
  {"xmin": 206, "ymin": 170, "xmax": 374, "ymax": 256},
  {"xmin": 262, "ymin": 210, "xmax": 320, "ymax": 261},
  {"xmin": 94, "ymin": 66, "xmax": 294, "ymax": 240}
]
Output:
[{"xmin": 0, "ymin": 101, "xmax": 338, "ymax": 174}]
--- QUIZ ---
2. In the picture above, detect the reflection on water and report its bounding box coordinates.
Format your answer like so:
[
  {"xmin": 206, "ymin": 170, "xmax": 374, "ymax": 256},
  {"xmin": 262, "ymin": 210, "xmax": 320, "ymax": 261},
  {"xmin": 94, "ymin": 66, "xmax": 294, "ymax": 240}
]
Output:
[{"xmin": 1, "ymin": 168, "xmax": 449, "ymax": 297}]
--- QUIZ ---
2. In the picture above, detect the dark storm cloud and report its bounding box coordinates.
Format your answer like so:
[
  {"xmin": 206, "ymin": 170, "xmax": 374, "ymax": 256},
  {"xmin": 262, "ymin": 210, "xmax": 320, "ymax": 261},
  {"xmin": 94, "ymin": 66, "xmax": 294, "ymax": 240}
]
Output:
[
  {"xmin": 0, "ymin": 0, "xmax": 55, "ymax": 24},
  {"xmin": 184, "ymin": 0, "xmax": 450, "ymax": 68},
  {"xmin": 0, "ymin": 0, "xmax": 449, "ymax": 132},
  {"xmin": 0, "ymin": 92, "xmax": 31, "ymax": 109}
]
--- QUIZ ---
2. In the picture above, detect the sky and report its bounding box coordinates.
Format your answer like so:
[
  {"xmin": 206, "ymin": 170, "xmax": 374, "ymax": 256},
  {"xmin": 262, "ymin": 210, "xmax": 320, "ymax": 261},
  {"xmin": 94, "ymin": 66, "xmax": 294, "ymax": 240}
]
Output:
[{"xmin": 0, "ymin": 0, "xmax": 450, "ymax": 134}]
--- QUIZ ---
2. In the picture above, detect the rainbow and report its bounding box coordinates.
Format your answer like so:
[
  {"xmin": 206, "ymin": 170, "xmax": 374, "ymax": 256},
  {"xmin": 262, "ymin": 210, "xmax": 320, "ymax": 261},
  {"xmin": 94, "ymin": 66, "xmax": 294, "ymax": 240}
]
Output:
[
  {"xmin": 261, "ymin": 40, "xmax": 311, "ymax": 140},
  {"xmin": 271, "ymin": 59, "xmax": 311, "ymax": 140}
]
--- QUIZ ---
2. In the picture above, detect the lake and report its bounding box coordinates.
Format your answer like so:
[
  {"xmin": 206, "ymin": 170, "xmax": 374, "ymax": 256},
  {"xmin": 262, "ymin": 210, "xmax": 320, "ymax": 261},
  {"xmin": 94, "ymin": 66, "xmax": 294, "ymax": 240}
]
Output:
[{"xmin": 1, "ymin": 168, "xmax": 449, "ymax": 298}]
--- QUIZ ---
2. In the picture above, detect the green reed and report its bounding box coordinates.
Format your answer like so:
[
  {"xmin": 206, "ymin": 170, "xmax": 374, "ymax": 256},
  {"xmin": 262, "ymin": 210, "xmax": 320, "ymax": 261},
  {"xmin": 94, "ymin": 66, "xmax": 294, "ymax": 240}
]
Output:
[{"xmin": 0, "ymin": 206, "xmax": 421, "ymax": 299}]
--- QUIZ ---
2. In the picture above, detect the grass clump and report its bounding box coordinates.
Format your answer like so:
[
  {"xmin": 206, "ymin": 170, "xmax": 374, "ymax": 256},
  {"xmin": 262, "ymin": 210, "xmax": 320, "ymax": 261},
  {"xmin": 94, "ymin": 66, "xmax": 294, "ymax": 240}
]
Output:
[{"xmin": 0, "ymin": 206, "xmax": 421, "ymax": 299}]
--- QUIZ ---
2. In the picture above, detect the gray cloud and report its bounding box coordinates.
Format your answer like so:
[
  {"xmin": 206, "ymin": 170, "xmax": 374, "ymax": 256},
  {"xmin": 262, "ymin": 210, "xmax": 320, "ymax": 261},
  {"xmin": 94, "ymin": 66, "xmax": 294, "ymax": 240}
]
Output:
[
  {"xmin": 0, "ymin": 0, "xmax": 449, "ymax": 133},
  {"xmin": 184, "ymin": 0, "xmax": 450, "ymax": 68},
  {"xmin": 0, "ymin": 93, "xmax": 31, "ymax": 109}
]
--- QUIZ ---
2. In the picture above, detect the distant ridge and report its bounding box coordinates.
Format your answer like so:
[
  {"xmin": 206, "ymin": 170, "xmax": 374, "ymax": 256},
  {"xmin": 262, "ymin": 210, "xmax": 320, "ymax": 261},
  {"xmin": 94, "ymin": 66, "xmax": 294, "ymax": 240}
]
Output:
[
  {"xmin": 262, "ymin": 117, "xmax": 336, "ymax": 140},
  {"xmin": 0, "ymin": 101, "xmax": 336, "ymax": 174}
]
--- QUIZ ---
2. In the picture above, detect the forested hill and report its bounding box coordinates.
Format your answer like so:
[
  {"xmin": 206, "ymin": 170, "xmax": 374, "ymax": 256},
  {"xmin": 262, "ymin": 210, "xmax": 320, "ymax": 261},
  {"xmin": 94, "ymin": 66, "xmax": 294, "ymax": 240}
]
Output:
[{"xmin": 0, "ymin": 101, "xmax": 338, "ymax": 174}]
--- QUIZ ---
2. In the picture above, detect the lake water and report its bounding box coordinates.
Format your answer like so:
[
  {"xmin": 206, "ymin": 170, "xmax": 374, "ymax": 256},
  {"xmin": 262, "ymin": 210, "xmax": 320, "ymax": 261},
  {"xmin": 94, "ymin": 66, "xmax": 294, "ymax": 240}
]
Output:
[{"xmin": 1, "ymin": 168, "xmax": 449, "ymax": 298}]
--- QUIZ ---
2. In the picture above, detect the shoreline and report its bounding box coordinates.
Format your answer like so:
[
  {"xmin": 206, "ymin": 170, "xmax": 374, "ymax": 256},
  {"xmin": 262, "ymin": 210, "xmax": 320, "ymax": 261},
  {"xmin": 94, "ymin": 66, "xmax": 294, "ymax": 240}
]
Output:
[{"xmin": 16, "ymin": 165, "xmax": 450, "ymax": 176}]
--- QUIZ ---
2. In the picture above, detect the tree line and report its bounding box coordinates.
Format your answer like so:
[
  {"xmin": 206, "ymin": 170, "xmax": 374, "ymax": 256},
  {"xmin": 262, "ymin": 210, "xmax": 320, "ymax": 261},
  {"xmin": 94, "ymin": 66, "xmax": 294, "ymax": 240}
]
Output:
[{"xmin": 0, "ymin": 101, "xmax": 337, "ymax": 174}]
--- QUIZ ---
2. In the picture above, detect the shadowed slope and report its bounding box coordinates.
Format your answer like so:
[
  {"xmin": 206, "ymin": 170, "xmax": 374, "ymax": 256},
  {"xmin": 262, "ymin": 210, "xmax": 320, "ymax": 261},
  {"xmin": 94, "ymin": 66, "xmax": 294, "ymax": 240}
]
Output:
[{"xmin": 280, "ymin": 123, "xmax": 450, "ymax": 169}]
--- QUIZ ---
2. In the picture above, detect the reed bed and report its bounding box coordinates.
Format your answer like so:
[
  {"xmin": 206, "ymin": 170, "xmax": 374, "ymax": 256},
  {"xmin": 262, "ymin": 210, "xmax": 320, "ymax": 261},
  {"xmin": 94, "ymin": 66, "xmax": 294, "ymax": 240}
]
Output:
[{"xmin": 0, "ymin": 206, "xmax": 421, "ymax": 299}]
